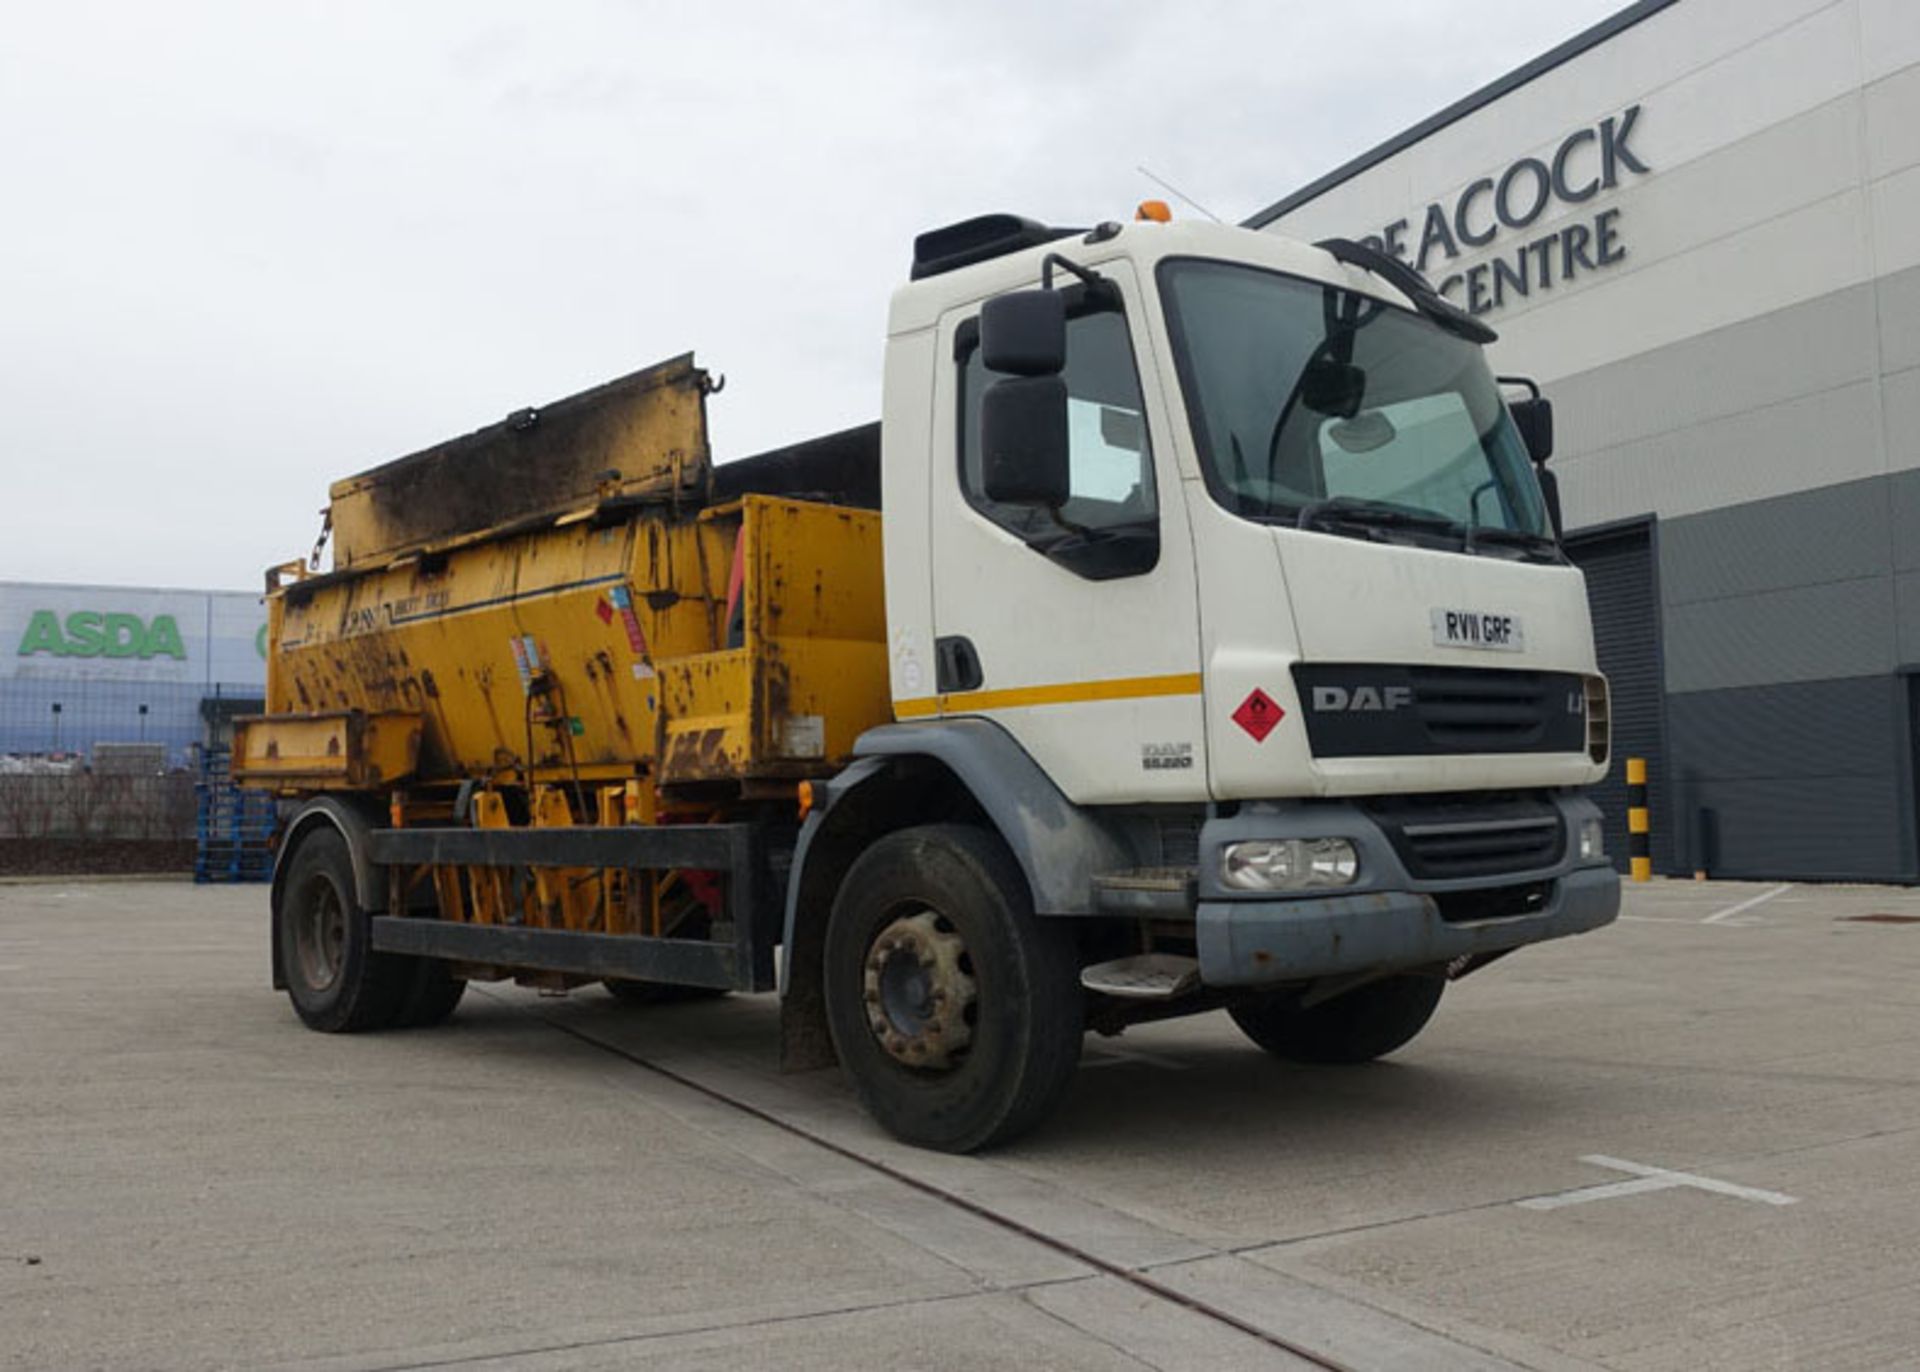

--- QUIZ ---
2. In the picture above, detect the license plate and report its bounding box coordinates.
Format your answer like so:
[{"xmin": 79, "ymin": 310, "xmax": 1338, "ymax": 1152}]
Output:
[{"xmin": 1431, "ymin": 608, "xmax": 1524, "ymax": 651}]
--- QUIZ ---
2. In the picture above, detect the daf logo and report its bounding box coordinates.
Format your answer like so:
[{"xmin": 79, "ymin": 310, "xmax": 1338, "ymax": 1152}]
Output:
[{"xmin": 1311, "ymin": 685, "xmax": 1414, "ymax": 712}]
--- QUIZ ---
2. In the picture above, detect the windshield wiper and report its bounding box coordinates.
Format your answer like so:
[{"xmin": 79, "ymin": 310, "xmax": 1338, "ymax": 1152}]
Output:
[
  {"xmin": 1315, "ymin": 237, "xmax": 1498, "ymax": 345},
  {"xmin": 1293, "ymin": 495, "xmax": 1459, "ymax": 535},
  {"xmin": 1457, "ymin": 523, "xmax": 1564, "ymax": 560},
  {"xmin": 1292, "ymin": 497, "xmax": 1562, "ymax": 560}
]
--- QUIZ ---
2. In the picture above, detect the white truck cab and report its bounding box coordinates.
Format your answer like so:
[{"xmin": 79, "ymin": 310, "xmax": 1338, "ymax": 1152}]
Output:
[
  {"xmin": 883, "ymin": 215, "xmax": 1607, "ymax": 805},
  {"xmin": 788, "ymin": 213, "xmax": 1619, "ymax": 1148}
]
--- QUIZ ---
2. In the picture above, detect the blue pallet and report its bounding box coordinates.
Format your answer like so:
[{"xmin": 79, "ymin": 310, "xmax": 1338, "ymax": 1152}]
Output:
[{"xmin": 194, "ymin": 748, "xmax": 275, "ymax": 883}]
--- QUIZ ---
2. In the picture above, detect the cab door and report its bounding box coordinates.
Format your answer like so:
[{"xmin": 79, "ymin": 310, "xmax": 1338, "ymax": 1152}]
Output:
[{"xmin": 923, "ymin": 261, "xmax": 1205, "ymax": 805}]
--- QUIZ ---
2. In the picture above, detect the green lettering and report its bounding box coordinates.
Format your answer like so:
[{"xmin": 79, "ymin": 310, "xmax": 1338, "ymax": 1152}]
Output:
[
  {"xmin": 65, "ymin": 611, "xmax": 106, "ymax": 658},
  {"xmin": 16, "ymin": 608, "xmax": 190, "ymax": 660},
  {"xmin": 144, "ymin": 614, "xmax": 186, "ymax": 660},
  {"xmin": 17, "ymin": 610, "xmax": 64, "ymax": 656},
  {"xmin": 101, "ymin": 612, "xmax": 143, "ymax": 658}
]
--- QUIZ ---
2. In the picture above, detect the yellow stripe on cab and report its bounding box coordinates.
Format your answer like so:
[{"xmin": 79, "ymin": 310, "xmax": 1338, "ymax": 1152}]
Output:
[{"xmin": 894, "ymin": 672, "xmax": 1203, "ymax": 720}]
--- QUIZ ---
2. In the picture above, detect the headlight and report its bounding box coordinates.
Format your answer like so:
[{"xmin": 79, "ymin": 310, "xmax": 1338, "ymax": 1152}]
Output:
[
  {"xmin": 1221, "ymin": 837, "xmax": 1360, "ymax": 892},
  {"xmin": 1578, "ymin": 816, "xmax": 1605, "ymax": 862}
]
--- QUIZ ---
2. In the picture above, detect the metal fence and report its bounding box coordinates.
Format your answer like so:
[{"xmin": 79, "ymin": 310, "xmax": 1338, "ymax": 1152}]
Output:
[{"xmin": 0, "ymin": 678, "xmax": 261, "ymax": 773}]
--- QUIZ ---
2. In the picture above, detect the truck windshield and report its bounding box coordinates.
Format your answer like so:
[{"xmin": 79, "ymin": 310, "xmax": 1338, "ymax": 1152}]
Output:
[{"xmin": 1157, "ymin": 258, "xmax": 1549, "ymax": 548}]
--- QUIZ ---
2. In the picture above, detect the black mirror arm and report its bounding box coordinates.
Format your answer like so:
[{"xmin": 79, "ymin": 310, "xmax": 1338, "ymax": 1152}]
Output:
[
  {"xmin": 1041, "ymin": 252, "xmax": 1104, "ymax": 291},
  {"xmin": 1315, "ymin": 237, "xmax": 1496, "ymax": 345},
  {"xmin": 1537, "ymin": 467, "xmax": 1565, "ymax": 540}
]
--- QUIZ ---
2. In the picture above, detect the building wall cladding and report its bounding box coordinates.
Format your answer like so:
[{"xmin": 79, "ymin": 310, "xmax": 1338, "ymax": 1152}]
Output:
[
  {"xmin": 1548, "ymin": 263, "xmax": 1920, "ymax": 879},
  {"xmin": 1259, "ymin": 0, "xmax": 1920, "ymax": 880}
]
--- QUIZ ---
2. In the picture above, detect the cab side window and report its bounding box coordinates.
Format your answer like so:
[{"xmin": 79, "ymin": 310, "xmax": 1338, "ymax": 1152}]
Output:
[{"xmin": 958, "ymin": 305, "xmax": 1159, "ymax": 580}]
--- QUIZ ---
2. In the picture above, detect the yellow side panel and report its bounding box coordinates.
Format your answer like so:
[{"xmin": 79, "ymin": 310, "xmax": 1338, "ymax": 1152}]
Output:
[
  {"xmin": 232, "ymin": 710, "xmax": 422, "ymax": 790},
  {"xmin": 271, "ymin": 514, "xmax": 724, "ymax": 784},
  {"xmin": 753, "ymin": 497, "xmax": 891, "ymax": 767},
  {"xmin": 657, "ymin": 648, "xmax": 755, "ymax": 785},
  {"xmin": 262, "ymin": 493, "xmax": 887, "ymax": 792}
]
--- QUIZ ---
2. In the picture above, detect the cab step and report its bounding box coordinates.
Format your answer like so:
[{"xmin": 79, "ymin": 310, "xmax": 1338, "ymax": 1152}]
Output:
[{"xmin": 1079, "ymin": 952, "xmax": 1201, "ymax": 1000}]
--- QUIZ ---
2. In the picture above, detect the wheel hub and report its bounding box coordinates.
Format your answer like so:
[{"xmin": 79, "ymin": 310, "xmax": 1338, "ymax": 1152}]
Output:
[
  {"xmin": 292, "ymin": 876, "xmax": 347, "ymax": 992},
  {"xmin": 862, "ymin": 909, "xmax": 976, "ymax": 1070}
]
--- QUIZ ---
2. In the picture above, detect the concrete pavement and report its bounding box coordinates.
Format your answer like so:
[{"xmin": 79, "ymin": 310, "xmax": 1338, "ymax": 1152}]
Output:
[{"xmin": 4, "ymin": 875, "xmax": 1919, "ymax": 1369}]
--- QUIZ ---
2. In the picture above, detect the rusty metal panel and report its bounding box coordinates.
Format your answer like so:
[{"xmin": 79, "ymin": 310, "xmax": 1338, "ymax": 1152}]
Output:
[
  {"xmin": 258, "ymin": 492, "xmax": 886, "ymax": 797},
  {"xmin": 751, "ymin": 498, "xmax": 890, "ymax": 770},
  {"xmin": 327, "ymin": 354, "xmax": 713, "ymax": 571},
  {"xmin": 232, "ymin": 710, "xmax": 422, "ymax": 790},
  {"xmin": 656, "ymin": 648, "xmax": 756, "ymax": 786}
]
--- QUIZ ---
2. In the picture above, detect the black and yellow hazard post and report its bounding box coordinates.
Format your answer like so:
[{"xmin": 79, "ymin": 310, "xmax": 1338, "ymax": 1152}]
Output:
[{"xmin": 1626, "ymin": 756, "xmax": 1651, "ymax": 882}]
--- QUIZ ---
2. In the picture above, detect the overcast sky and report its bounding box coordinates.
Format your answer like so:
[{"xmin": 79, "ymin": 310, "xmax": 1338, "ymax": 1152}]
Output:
[{"xmin": 0, "ymin": 0, "xmax": 1624, "ymax": 590}]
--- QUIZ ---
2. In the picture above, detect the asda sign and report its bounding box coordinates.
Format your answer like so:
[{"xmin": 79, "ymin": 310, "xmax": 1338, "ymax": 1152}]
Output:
[
  {"xmin": 18, "ymin": 610, "xmax": 187, "ymax": 660},
  {"xmin": 0, "ymin": 584, "xmax": 266, "ymax": 686}
]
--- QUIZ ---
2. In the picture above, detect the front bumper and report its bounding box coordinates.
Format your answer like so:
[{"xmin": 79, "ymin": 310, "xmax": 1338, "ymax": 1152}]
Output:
[
  {"xmin": 1193, "ymin": 792, "xmax": 1620, "ymax": 987},
  {"xmin": 1198, "ymin": 865, "xmax": 1618, "ymax": 986}
]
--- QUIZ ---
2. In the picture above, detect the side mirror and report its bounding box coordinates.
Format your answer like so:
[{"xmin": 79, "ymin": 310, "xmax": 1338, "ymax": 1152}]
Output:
[
  {"xmin": 981, "ymin": 291, "xmax": 1066, "ymax": 376},
  {"xmin": 981, "ymin": 375, "xmax": 1070, "ymax": 506},
  {"xmin": 1509, "ymin": 395, "xmax": 1554, "ymax": 463}
]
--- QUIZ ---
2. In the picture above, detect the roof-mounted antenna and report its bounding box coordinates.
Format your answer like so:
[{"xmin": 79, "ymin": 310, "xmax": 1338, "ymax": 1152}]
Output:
[{"xmin": 1135, "ymin": 166, "xmax": 1223, "ymax": 223}]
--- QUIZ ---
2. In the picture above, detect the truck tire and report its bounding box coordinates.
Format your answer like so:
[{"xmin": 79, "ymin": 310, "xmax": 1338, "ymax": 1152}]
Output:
[
  {"xmin": 276, "ymin": 828, "xmax": 411, "ymax": 1032},
  {"xmin": 603, "ymin": 898, "xmax": 729, "ymax": 1004},
  {"xmin": 1229, "ymin": 974, "xmax": 1444, "ymax": 1065},
  {"xmin": 823, "ymin": 824, "xmax": 1083, "ymax": 1153},
  {"xmin": 396, "ymin": 959, "xmax": 467, "ymax": 1027}
]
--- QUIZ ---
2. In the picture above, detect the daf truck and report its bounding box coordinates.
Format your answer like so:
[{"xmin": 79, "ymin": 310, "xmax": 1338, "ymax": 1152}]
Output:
[{"xmin": 238, "ymin": 211, "xmax": 1620, "ymax": 1152}]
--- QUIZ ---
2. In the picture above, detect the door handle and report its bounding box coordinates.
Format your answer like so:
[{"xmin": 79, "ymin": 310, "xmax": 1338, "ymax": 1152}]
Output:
[{"xmin": 935, "ymin": 636, "xmax": 984, "ymax": 693}]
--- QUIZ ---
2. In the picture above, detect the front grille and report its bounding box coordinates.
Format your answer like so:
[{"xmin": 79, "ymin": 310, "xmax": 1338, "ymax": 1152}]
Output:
[
  {"xmin": 1292, "ymin": 664, "xmax": 1589, "ymax": 758},
  {"xmin": 1408, "ymin": 667, "xmax": 1551, "ymax": 750},
  {"xmin": 1367, "ymin": 793, "xmax": 1567, "ymax": 881}
]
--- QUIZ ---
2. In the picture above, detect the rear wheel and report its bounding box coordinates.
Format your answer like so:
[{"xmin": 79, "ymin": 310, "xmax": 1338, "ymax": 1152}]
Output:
[
  {"xmin": 396, "ymin": 959, "xmax": 467, "ymax": 1027},
  {"xmin": 276, "ymin": 828, "xmax": 411, "ymax": 1032},
  {"xmin": 1229, "ymin": 973, "xmax": 1444, "ymax": 1064},
  {"xmin": 823, "ymin": 824, "xmax": 1083, "ymax": 1153}
]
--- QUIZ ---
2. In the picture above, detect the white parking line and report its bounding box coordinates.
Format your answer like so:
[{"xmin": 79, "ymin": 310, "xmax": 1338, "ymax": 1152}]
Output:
[
  {"xmin": 1517, "ymin": 1154, "xmax": 1798, "ymax": 1211},
  {"xmin": 1702, "ymin": 883, "xmax": 1794, "ymax": 925}
]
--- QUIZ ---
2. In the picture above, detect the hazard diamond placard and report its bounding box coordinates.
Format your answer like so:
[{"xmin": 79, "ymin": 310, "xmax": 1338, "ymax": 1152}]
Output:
[{"xmin": 1231, "ymin": 688, "xmax": 1285, "ymax": 743}]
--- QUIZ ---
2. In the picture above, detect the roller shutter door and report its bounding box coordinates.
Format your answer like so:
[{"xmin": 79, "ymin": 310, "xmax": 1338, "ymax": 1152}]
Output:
[{"xmin": 1566, "ymin": 521, "xmax": 1670, "ymax": 874}]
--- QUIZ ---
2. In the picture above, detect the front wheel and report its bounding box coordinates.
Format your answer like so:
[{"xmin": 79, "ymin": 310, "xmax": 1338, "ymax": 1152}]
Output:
[
  {"xmin": 1229, "ymin": 973, "xmax": 1444, "ymax": 1064},
  {"xmin": 823, "ymin": 825, "xmax": 1083, "ymax": 1153}
]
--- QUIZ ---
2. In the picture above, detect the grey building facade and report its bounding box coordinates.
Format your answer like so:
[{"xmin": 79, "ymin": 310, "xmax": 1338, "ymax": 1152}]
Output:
[{"xmin": 1251, "ymin": 0, "xmax": 1920, "ymax": 881}]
